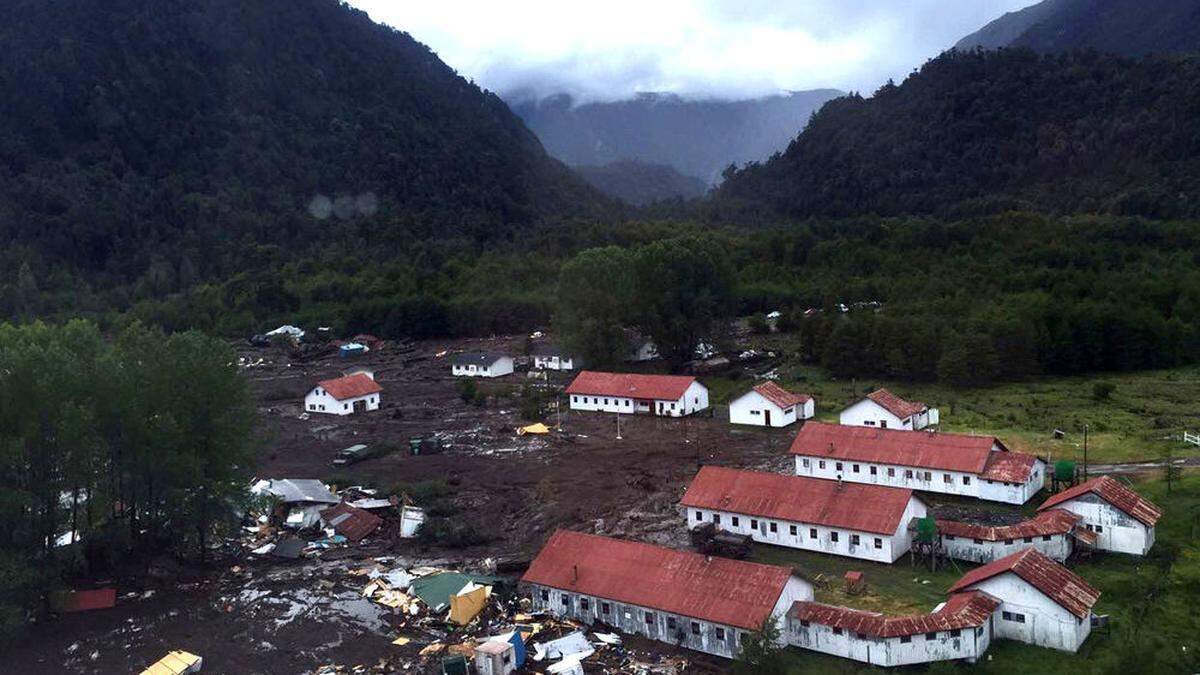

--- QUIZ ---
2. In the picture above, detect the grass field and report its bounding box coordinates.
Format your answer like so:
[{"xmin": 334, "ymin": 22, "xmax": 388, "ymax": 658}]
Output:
[
  {"xmin": 737, "ymin": 471, "xmax": 1200, "ymax": 674},
  {"xmin": 704, "ymin": 361, "xmax": 1200, "ymax": 464}
]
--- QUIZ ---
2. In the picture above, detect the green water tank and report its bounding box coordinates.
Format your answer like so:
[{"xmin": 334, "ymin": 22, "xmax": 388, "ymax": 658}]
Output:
[
  {"xmin": 916, "ymin": 516, "xmax": 937, "ymax": 543},
  {"xmin": 1055, "ymin": 460, "xmax": 1076, "ymax": 481}
]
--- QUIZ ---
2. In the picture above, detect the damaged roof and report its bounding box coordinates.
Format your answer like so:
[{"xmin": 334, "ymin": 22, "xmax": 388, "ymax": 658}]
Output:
[
  {"xmin": 262, "ymin": 479, "xmax": 340, "ymax": 504},
  {"xmin": 744, "ymin": 382, "xmax": 810, "ymax": 409},
  {"xmin": 565, "ymin": 371, "xmax": 698, "ymax": 401},
  {"xmin": 948, "ymin": 547, "xmax": 1100, "ymax": 619},
  {"xmin": 936, "ymin": 509, "xmax": 1081, "ymax": 542},
  {"xmin": 681, "ymin": 466, "xmax": 917, "ymax": 535},
  {"xmin": 1038, "ymin": 475, "xmax": 1163, "ymax": 527},
  {"xmin": 789, "ymin": 423, "xmax": 1037, "ymax": 482},
  {"xmin": 450, "ymin": 351, "xmax": 509, "ymax": 366},
  {"xmin": 863, "ymin": 389, "xmax": 927, "ymax": 420},
  {"xmin": 979, "ymin": 450, "xmax": 1041, "ymax": 483},
  {"xmin": 320, "ymin": 502, "xmax": 383, "ymax": 542},
  {"xmin": 789, "ymin": 590, "xmax": 998, "ymax": 638},
  {"xmin": 522, "ymin": 530, "xmax": 796, "ymax": 631},
  {"xmin": 316, "ymin": 373, "xmax": 382, "ymax": 401}
]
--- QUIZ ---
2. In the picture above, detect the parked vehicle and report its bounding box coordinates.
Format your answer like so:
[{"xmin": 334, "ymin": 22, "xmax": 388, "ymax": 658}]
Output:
[{"xmin": 332, "ymin": 444, "xmax": 373, "ymax": 466}]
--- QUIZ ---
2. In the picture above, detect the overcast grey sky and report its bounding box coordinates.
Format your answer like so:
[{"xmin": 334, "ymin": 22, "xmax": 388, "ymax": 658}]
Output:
[{"xmin": 349, "ymin": 1, "xmax": 1037, "ymax": 102}]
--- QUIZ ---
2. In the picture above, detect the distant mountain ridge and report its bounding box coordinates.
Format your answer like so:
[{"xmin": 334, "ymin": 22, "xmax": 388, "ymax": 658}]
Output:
[
  {"xmin": 574, "ymin": 161, "xmax": 708, "ymax": 206},
  {"xmin": 956, "ymin": 0, "xmax": 1200, "ymax": 56},
  {"xmin": 0, "ymin": 0, "xmax": 609, "ymax": 286},
  {"xmin": 715, "ymin": 49, "xmax": 1200, "ymax": 220},
  {"xmin": 510, "ymin": 89, "xmax": 843, "ymax": 186}
]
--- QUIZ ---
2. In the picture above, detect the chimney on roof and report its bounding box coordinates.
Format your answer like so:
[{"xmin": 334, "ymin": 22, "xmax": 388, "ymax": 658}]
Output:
[
  {"xmin": 572, "ymin": 564, "xmax": 579, "ymax": 583},
  {"xmin": 705, "ymin": 555, "xmax": 712, "ymax": 564},
  {"xmin": 836, "ymin": 476, "xmax": 843, "ymax": 490}
]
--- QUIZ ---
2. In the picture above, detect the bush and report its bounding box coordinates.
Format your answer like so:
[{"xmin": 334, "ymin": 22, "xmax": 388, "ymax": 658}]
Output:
[
  {"xmin": 457, "ymin": 378, "xmax": 476, "ymax": 403},
  {"xmin": 416, "ymin": 517, "xmax": 491, "ymax": 548},
  {"xmin": 1093, "ymin": 381, "xmax": 1117, "ymax": 401},
  {"xmin": 747, "ymin": 313, "xmax": 770, "ymax": 335}
]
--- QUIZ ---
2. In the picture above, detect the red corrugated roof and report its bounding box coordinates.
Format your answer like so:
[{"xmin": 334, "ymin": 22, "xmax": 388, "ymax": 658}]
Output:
[
  {"xmin": 521, "ymin": 530, "xmax": 795, "ymax": 630},
  {"xmin": 864, "ymin": 389, "xmax": 927, "ymax": 420},
  {"xmin": 51, "ymin": 588, "xmax": 117, "ymax": 613},
  {"xmin": 565, "ymin": 371, "xmax": 697, "ymax": 401},
  {"xmin": 947, "ymin": 548, "xmax": 1100, "ymax": 618},
  {"xmin": 1038, "ymin": 476, "xmax": 1162, "ymax": 527},
  {"xmin": 317, "ymin": 373, "xmax": 382, "ymax": 401},
  {"xmin": 749, "ymin": 382, "xmax": 810, "ymax": 409},
  {"xmin": 789, "ymin": 591, "xmax": 998, "ymax": 638},
  {"xmin": 789, "ymin": 423, "xmax": 1015, "ymax": 475},
  {"xmin": 980, "ymin": 451, "xmax": 1040, "ymax": 483},
  {"xmin": 937, "ymin": 509, "xmax": 1081, "ymax": 541},
  {"xmin": 680, "ymin": 466, "xmax": 916, "ymax": 535}
]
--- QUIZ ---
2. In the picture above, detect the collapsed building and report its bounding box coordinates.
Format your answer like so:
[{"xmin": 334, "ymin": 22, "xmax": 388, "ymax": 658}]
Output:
[{"xmin": 521, "ymin": 530, "xmax": 812, "ymax": 658}]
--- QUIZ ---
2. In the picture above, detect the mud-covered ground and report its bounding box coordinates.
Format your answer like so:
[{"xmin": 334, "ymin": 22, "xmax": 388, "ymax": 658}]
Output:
[{"xmin": 10, "ymin": 336, "xmax": 791, "ymax": 674}]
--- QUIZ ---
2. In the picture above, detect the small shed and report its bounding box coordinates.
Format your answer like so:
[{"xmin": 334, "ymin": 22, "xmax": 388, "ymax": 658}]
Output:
[
  {"xmin": 843, "ymin": 571, "xmax": 865, "ymax": 594},
  {"xmin": 474, "ymin": 639, "xmax": 516, "ymax": 675}
]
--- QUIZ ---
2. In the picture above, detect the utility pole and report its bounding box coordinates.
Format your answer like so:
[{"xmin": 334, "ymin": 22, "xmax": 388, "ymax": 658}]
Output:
[
  {"xmin": 616, "ymin": 411, "xmax": 622, "ymax": 440},
  {"xmin": 1083, "ymin": 424, "xmax": 1089, "ymax": 480},
  {"xmin": 555, "ymin": 395, "xmax": 562, "ymax": 431}
]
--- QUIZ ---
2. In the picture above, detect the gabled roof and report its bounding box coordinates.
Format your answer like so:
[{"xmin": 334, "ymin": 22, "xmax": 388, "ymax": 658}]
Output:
[
  {"xmin": 1038, "ymin": 475, "xmax": 1162, "ymax": 527},
  {"xmin": 936, "ymin": 509, "xmax": 1081, "ymax": 542},
  {"xmin": 743, "ymin": 382, "xmax": 810, "ymax": 409},
  {"xmin": 521, "ymin": 530, "xmax": 796, "ymax": 630},
  {"xmin": 980, "ymin": 450, "xmax": 1041, "ymax": 483},
  {"xmin": 789, "ymin": 591, "xmax": 999, "ymax": 638},
  {"xmin": 681, "ymin": 466, "xmax": 916, "ymax": 535},
  {"xmin": 947, "ymin": 548, "xmax": 1100, "ymax": 619},
  {"xmin": 450, "ymin": 351, "xmax": 509, "ymax": 367},
  {"xmin": 565, "ymin": 371, "xmax": 699, "ymax": 401},
  {"xmin": 863, "ymin": 389, "xmax": 927, "ymax": 420},
  {"xmin": 789, "ymin": 423, "xmax": 1030, "ymax": 479},
  {"xmin": 317, "ymin": 373, "xmax": 382, "ymax": 401}
]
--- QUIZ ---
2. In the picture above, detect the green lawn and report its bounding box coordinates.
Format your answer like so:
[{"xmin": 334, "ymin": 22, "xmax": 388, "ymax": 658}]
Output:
[
  {"xmin": 739, "ymin": 472, "xmax": 1200, "ymax": 674},
  {"xmin": 704, "ymin": 363, "xmax": 1200, "ymax": 464}
]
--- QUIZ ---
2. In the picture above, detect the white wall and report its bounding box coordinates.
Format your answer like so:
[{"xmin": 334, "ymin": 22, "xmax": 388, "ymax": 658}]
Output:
[
  {"xmin": 304, "ymin": 388, "xmax": 379, "ymax": 416},
  {"xmin": 788, "ymin": 615, "xmax": 990, "ymax": 666},
  {"xmin": 728, "ymin": 391, "xmax": 796, "ymax": 427},
  {"xmin": 569, "ymin": 381, "xmax": 708, "ymax": 417},
  {"xmin": 839, "ymin": 399, "xmax": 910, "ymax": 430},
  {"xmin": 686, "ymin": 496, "xmax": 926, "ymax": 564},
  {"xmin": 1053, "ymin": 495, "xmax": 1154, "ymax": 555},
  {"xmin": 800, "ymin": 398, "xmax": 815, "ymax": 419},
  {"xmin": 960, "ymin": 573, "xmax": 1092, "ymax": 652},
  {"xmin": 940, "ymin": 532, "xmax": 1073, "ymax": 564},
  {"xmin": 527, "ymin": 575, "xmax": 811, "ymax": 659},
  {"xmin": 533, "ymin": 355, "xmax": 574, "ymax": 371},
  {"xmin": 793, "ymin": 453, "xmax": 1041, "ymax": 505},
  {"xmin": 452, "ymin": 357, "xmax": 514, "ymax": 378}
]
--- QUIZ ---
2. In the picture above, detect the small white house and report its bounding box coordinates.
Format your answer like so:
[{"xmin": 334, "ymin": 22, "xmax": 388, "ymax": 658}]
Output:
[
  {"xmin": 530, "ymin": 344, "xmax": 577, "ymax": 371},
  {"xmin": 566, "ymin": 371, "xmax": 708, "ymax": 417},
  {"xmin": 625, "ymin": 331, "xmax": 659, "ymax": 362},
  {"xmin": 839, "ymin": 388, "xmax": 938, "ymax": 430},
  {"xmin": 1037, "ymin": 475, "xmax": 1162, "ymax": 555},
  {"xmin": 947, "ymin": 548, "xmax": 1100, "ymax": 653},
  {"xmin": 728, "ymin": 382, "xmax": 813, "ymax": 427},
  {"xmin": 522, "ymin": 530, "xmax": 812, "ymax": 659},
  {"xmin": 450, "ymin": 351, "xmax": 514, "ymax": 378},
  {"xmin": 682, "ymin": 466, "xmax": 927, "ymax": 563},
  {"xmin": 304, "ymin": 373, "xmax": 382, "ymax": 416}
]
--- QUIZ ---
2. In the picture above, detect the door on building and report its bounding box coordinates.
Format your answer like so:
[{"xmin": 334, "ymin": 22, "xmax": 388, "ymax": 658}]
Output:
[
  {"xmin": 353, "ymin": 399, "xmax": 367, "ymax": 413},
  {"xmin": 764, "ymin": 409, "xmax": 772, "ymax": 426}
]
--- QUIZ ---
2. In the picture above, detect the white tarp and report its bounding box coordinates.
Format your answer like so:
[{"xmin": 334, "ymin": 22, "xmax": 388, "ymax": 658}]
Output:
[
  {"xmin": 533, "ymin": 631, "xmax": 594, "ymax": 662},
  {"xmin": 266, "ymin": 325, "xmax": 305, "ymax": 339}
]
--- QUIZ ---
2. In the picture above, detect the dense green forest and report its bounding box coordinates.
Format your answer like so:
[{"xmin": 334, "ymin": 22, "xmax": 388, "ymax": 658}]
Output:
[
  {"xmin": 0, "ymin": 0, "xmax": 612, "ymax": 296},
  {"xmin": 714, "ymin": 49, "xmax": 1200, "ymax": 220},
  {"xmin": 575, "ymin": 160, "xmax": 709, "ymax": 206}
]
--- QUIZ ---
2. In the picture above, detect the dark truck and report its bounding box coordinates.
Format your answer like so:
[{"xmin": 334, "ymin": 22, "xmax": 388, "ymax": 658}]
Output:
[
  {"xmin": 689, "ymin": 522, "xmax": 753, "ymax": 559},
  {"xmin": 331, "ymin": 443, "xmax": 373, "ymax": 466}
]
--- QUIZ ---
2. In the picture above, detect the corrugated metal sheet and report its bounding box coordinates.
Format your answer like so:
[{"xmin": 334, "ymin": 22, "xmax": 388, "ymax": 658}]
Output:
[
  {"xmin": 864, "ymin": 389, "xmax": 927, "ymax": 420},
  {"xmin": 320, "ymin": 502, "xmax": 382, "ymax": 542},
  {"xmin": 937, "ymin": 509, "xmax": 1080, "ymax": 541},
  {"xmin": 789, "ymin": 422, "xmax": 1025, "ymax": 476},
  {"xmin": 565, "ymin": 371, "xmax": 696, "ymax": 401},
  {"xmin": 318, "ymin": 373, "xmax": 382, "ymax": 401},
  {"xmin": 789, "ymin": 591, "xmax": 998, "ymax": 638},
  {"xmin": 681, "ymin": 466, "xmax": 915, "ymax": 535},
  {"xmin": 1038, "ymin": 476, "xmax": 1162, "ymax": 526},
  {"xmin": 948, "ymin": 548, "xmax": 1100, "ymax": 618},
  {"xmin": 521, "ymin": 530, "xmax": 793, "ymax": 631},
  {"xmin": 979, "ymin": 451, "xmax": 1038, "ymax": 482},
  {"xmin": 751, "ymin": 382, "xmax": 810, "ymax": 409}
]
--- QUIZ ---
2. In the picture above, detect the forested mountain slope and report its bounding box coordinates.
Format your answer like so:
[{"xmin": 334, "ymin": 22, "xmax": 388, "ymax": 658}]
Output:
[
  {"xmin": 956, "ymin": 0, "xmax": 1200, "ymax": 56},
  {"xmin": 511, "ymin": 90, "xmax": 842, "ymax": 186},
  {"xmin": 714, "ymin": 49, "xmax": 1200, "ymax": 221},
  {"xmin": 574, "ymin": 161, "xmax": 708, "ymax": 205},
  {"xmin": 0, "ymin": 0, "xmax": 609, "ymax": 293}
]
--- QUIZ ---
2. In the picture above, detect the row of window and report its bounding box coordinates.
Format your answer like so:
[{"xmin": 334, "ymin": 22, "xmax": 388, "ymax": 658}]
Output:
[
  {"xmin": 306, "ymin": 396, "xmax": 377, "ymax": 412},
  {"xmin": 541, "ymin": 589, "xmax": 741, "ymax": 643},
  {"xmin": 799, "ymin": 621, "xmax": 977, "ymax": 643},
  {"xmin": 696, "ymin": 511, "xmax": 884, "ymax": 549},
  {"xmin": 801, "ymin": 457, "xmax": 1022, "ymax": 488},
  {"xmin": 1002, "ymin": 610, "xmax": 1027, "ymax": 623},
  {"xmin": 573, "ymin": 395, "xmax": 633, "ymax": 408},
  {"xmin": 945, "ymin": 534, "xmax": 1055, "ymax": 544}
]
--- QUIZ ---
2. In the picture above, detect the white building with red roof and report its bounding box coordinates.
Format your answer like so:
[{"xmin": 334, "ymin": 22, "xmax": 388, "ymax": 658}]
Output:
[
  {"xmin": 521, "ymin": 530, "xmax": 812, "ymax": 658},
  {"xmin": 681, "ymin": 467, "xmax": 927, "ymax": 563},
  {"xmin": 947, "ymin": 547, "xmax": 1101, "ymax": 652},
  {"xmin": 1037, "ymin": 475, "xmax": 1162, "ymax": 555},
  {"xmin": 790, "ymin": 423, "xmax": 1045, "ymax": 504},
  {"xmin": 935, "ymin": 509, "xmax": 1094, "ymax": 563},
  {"xmin": 565, "ymin": 371, "xmax": 708, "ymax": 417},
  {"xmin": 839, "ymin": 388, "xmax": 939, "ymax": 430},
  {"xmin": 304, "ymin": 372, "xmax": 382, "ymax": 416},
  {"xmin": 728, "ymin": 382, "xmax": 814, "ymax": 427}
]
